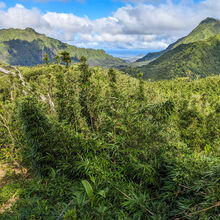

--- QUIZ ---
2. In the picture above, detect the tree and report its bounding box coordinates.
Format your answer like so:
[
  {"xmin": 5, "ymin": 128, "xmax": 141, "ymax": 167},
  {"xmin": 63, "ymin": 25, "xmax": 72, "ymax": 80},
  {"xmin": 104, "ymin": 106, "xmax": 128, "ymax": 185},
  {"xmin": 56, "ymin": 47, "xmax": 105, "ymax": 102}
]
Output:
[
  {"xmin": 137, "ymin": 72, "xmax": 144, "ymax": 101},
  {"xmin": 60, "ymin": 51, "xmax": 71, "ymax": 67},
  {"xmin": 79, "ymin": 56, "xmax": 91, "ymax": 83},
  {"xmin": 43, "ymin": 54, "xmax": 49, "ymax": 65},
  {"xmin": 107, "ymin": 68, "xmax": 119, "ymax": 110},
  {"xmin": 18, "ymin": 96, "xmax": 79, "ymax": 177},
  {"xmin": 54, "ymin": 55, "xmax": 61, "ymax": 65},
  {"xmin": 78, "ymin": 56, "xmax": 93, "ymax": 128}
]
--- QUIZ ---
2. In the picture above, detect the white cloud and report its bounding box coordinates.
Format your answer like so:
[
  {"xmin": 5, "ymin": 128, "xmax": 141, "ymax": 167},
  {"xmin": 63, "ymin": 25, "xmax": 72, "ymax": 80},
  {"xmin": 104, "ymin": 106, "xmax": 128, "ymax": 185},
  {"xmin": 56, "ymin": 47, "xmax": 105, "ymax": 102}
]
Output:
[
  {"xmin": 0, "ymin": 0, "xmax": 219, "ymax": 51},
  {"xmin": 0, "ymin": 4, "xmax": 46, "ymax": 29}
]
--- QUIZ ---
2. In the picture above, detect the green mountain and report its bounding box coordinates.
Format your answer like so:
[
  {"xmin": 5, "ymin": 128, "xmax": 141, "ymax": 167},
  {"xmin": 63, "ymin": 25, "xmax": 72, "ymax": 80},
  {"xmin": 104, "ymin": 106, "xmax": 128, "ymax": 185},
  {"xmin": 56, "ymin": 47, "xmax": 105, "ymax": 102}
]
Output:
[
  {"xmin": 136, "ymin": 34, "xmax": 220, "ymax": 80},
  {"xmin": 172, "ymin": 17, "xmax": 220, "ymax": 48},
  {"xmin": 0, "ymin": 27, "xmax": 125, "ymax": 67},
  {"xmin": 136, "ymin": 17, "xmax": 220, "ymax": 63}
]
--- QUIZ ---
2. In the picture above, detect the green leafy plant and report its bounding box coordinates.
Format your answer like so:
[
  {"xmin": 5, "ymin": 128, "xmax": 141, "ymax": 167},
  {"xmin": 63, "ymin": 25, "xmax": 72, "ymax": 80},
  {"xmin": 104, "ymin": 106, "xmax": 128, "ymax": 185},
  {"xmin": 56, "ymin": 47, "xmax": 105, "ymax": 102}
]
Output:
[{"xmin": 0, "ymin": 62, "xmax": 219, "ymax": 220}]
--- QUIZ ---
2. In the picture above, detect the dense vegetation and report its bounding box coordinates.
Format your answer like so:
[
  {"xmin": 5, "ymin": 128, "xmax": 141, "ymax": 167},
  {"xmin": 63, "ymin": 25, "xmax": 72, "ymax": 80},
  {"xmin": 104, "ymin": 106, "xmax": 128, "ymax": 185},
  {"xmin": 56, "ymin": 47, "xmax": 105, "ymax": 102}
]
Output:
[
  {"xmin": 0, "ymin": 60, "xmax": 219, "ymax": 219},
  {"xmin": 0, "ymin": 28, "xmax": 125, "ymax": 67}
]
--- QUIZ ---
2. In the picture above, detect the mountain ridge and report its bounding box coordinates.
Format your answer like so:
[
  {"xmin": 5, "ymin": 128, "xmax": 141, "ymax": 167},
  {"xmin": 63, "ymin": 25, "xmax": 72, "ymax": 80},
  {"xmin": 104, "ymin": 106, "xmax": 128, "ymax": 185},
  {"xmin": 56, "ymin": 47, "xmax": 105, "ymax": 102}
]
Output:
[
  {"xmin": 0, "ymin": 27, "xmax": 125, "ymax": 67},
  {"xmin": 136, "ymin": 17, "xmax": 220, "ymax": 63},
  {"xmin": 135, "ymin": 34, "xmax": 220, "ymax": 80}
]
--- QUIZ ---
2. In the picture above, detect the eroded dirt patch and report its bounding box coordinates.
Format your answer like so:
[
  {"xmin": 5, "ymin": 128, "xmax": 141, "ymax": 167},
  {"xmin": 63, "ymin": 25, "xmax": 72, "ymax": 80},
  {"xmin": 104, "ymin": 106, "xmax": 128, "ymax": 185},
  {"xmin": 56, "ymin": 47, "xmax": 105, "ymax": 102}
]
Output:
[
  {"xmin": 0, "ymin": 163, "xmax": 19, "ymax": 214},
  {"xmin": 0, "ymin": 164, "xmax": 7, "ymax": 178},
  {"xmin": 0, "ymin": 164, "xmax": 9, "ymax": 187},
  {"xmin": 0, "ymin": 193, "xmax": 18, "ymax": 214}
]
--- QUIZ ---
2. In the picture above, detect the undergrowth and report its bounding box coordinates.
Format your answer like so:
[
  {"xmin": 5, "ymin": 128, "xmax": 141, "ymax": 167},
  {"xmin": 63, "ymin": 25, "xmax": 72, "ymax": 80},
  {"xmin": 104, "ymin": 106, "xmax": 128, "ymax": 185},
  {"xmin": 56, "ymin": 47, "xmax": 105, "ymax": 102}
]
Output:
[{"xmin": 0, "ymin": 60, "xmax": 219, "ymax": 219}]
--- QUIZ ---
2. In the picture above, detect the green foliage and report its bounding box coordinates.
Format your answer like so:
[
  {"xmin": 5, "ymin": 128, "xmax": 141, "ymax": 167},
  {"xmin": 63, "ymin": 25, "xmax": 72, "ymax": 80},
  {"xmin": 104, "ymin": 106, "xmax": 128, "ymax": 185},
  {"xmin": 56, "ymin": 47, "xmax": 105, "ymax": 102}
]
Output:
[
  {"xmin": 0, "ymin": 62, "xmax": 219, "ymax": 219},
  {"xmin": 107, "ymin": 68, "xmax": 119, "ymax": 99},
  {"xmin": 81, "ymin": 180, "xmax": 94, "ymax": 199},
  {"xmin": 137, "ymin": 72, "xmax": 144, "ymax": 101},
  {"xmin": 18, "ymin": 96, "xmax": 80, "ymax": 177},
  {"xmin": 54, "ymin": 55, "xmax": 61, "ymax": 64},
  {"xmin": 78, "ymin": 56, "xmax": 94, "ymax": 128},
  {"xmin": 60, "ymin": 51, "xmax": 71, "ymax": 67},
  {"xmin": 42, "ymin": 54, "xmax": 49, "ymax": 66}
]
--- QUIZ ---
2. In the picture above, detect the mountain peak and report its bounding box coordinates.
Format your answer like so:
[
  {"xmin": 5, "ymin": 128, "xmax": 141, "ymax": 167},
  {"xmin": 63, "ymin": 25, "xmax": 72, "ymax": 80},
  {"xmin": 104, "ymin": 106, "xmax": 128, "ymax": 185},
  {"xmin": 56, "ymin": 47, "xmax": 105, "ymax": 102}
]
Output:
[
  {"xmin": 136, "ymin": 17, "xmax": 220, "ymax": 71},
  {"xmin": 200, "ymin": 17, "xmax": 219, "ymax": 24},
  {"xmin": 24, "ymin": 27, "xmax": 38, "ymax": 34},
  {"xmin": 25, "ymin": 27, "xmax": 34, "ymax": 30}
]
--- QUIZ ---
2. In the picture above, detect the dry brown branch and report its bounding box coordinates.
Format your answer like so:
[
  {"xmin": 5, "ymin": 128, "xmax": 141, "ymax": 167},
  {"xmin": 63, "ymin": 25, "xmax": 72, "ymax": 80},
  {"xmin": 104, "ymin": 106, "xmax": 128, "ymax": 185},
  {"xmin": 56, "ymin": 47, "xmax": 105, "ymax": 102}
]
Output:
[
  {"xmin": 176, "ymin": 201, "xmax": 220, "ymax": 219},
  {"xmin": 187, "ymin": 201, "xmax": 220, "ymax": 217}
]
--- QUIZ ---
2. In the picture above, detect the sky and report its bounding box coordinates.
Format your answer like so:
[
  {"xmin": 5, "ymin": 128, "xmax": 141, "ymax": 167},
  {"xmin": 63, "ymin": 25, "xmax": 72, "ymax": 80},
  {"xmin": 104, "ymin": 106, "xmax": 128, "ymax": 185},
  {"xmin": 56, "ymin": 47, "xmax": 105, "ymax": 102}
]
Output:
[{"xmin": 0, "ymin": 0, "xmax": 219, "ymax": 57}]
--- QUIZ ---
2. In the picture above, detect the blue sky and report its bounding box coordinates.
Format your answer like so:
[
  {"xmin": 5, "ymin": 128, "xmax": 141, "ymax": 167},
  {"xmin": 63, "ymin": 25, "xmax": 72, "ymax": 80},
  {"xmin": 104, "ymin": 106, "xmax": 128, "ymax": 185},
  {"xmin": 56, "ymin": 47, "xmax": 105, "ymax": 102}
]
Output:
[
  {"xmin": 2, "ymin": 0, "xmax": 203, "ymax": 19},
  {"xmin": 0, "ymin": 0, "xmax": 219, "ymax": 57},
  {"xmin": 4, "ymin": 0, "xmax": 126, "ymax": 19}
]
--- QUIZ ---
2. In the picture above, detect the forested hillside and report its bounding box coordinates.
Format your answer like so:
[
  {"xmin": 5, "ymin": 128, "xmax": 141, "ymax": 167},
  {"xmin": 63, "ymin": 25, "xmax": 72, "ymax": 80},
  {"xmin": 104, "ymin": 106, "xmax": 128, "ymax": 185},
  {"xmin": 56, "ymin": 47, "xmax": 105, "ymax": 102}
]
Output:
[
  {"xmin": 0, "ymin": 61, "xmax": 219, "ymax": 219},
  {"xmin": 134, "ymin": 34, "xmax": 220, "ymax": 80},
  {"xmin": 0, "ymin": 28, "xmax": 125, "ymax": 67}
]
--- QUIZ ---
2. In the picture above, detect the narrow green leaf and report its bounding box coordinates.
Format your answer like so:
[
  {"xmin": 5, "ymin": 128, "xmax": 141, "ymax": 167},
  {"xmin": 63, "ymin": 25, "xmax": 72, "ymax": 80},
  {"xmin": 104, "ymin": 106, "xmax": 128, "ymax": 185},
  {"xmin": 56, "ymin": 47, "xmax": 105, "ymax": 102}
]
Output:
[{"xmin": 82, "ymin": 180, "xmax": 94, "ymax": 199}]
